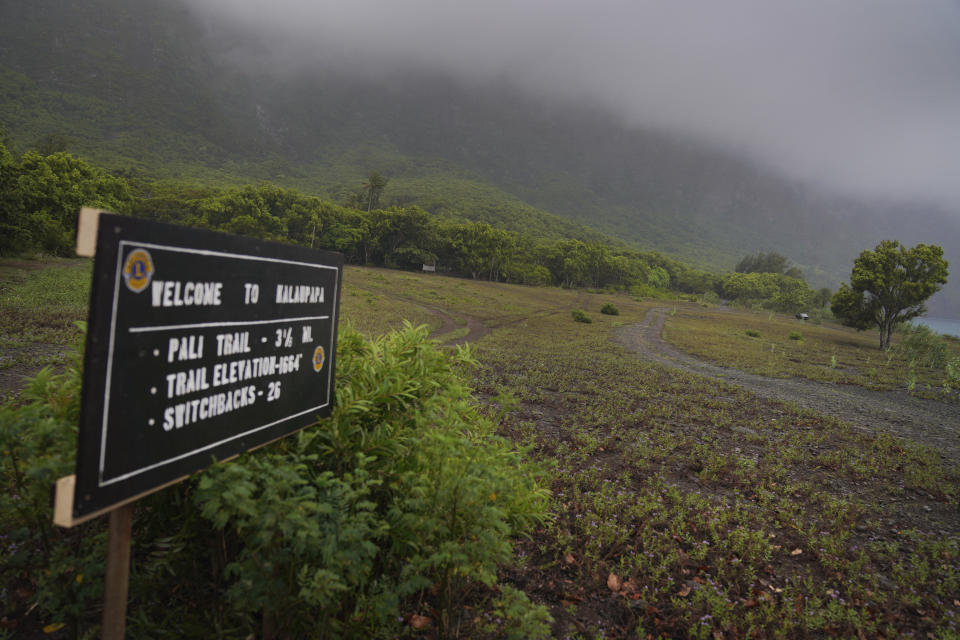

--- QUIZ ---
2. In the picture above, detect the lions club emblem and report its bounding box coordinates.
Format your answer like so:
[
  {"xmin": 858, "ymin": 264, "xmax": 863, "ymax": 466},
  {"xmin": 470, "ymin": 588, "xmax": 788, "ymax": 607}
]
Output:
[
  {"xmin": 312, "ymin": 346, "xmax": 326, "ymax": 372},
  {"xmin": 122, "ymin": 249, "xmax": 154, "ymax": 293}
]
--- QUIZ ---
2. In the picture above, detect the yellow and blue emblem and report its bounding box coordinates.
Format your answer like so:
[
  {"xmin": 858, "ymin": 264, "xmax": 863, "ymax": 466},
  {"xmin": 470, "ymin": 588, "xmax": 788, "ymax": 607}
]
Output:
[
  {"xmin": 312, "ymin": 346, "xmax": 326, "ymax": 372},
  {"xmin": 122, "ymin": 249, "xmax": 154, "ymax": 293}
]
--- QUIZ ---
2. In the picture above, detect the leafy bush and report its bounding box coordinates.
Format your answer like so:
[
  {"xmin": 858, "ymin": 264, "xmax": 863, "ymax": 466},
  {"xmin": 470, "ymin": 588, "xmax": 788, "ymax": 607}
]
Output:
[
  {"xmin": 600, "ymin": 302, "xmax": 619, "ymax": 316},
  {"xmin": 0, "ymin": 332, "xmax": 106, "ymax": 636},
  {"xmin": 571, "ymin": 309, "xmax": 592, "ymax": 323},
  {"xmin": 947, "ymin": 358, "xmax": 960, "ymax": 389},
  {"xmin": 789, "ymin": 331, "xmax": 804, "ymax": 341},
  {"xmin": 898, "ymin": 324, "xmax": 948, "ymax": 368},
  {"xmin": 1, "ymin": 323, "xmax": 552, "ymax": 638},
  {"xmin": 745, "ymin": 329, "xmax": 760, "ymax": 338}
]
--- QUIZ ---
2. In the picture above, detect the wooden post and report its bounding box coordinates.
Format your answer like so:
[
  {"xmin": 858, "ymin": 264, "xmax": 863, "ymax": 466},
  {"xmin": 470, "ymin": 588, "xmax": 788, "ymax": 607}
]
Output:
[{"xmin": 102, "ymin": 504, "xmax": 134, "ymax": 640}]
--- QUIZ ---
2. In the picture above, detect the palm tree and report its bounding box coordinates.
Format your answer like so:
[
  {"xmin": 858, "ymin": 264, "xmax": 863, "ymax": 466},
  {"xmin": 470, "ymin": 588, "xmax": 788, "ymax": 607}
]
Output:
[{"xmin": 363, "ymin": 171, "xmax": 388, "ymax": 212}]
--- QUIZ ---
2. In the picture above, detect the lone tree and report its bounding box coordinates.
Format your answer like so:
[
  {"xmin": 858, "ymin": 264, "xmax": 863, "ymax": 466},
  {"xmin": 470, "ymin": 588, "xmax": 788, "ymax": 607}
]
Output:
[
  {"xmin": 830, "ymin": 240, "xmax": 948, "ymax": 350},
  {"xmin": 362, "ymin": 171, "xmax": 388, "ymax": 212}
]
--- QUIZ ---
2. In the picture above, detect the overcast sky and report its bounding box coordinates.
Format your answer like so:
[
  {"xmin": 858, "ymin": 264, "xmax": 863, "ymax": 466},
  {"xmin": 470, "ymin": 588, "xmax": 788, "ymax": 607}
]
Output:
[{"xmin": 185, "ymin": 0, "xmax": 960, "ymax": 211}]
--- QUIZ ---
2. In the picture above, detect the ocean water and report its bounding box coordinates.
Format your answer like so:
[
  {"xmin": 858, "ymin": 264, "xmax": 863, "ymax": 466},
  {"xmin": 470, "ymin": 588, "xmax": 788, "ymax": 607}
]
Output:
[{"xmin": 914, "ymin": 317, "xmax": 960, "ymax": 338}]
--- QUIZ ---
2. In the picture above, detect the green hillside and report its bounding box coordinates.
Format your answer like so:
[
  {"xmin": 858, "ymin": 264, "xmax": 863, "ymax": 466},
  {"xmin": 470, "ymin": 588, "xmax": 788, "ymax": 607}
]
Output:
[{"xmin": 2, "ymin": 0, "xmax": 959, "ymax": 312}]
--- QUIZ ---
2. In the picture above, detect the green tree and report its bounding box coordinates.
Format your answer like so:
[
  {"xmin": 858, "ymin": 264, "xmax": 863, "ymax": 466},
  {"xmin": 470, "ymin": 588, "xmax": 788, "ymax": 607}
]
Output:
[
  {"xmin": 647, "ymin": 265, "xmax": 670, "ymax": 289},
  {"xmin": 723, "ymin": 272, "xmax": 777, "ymax": 301},
  {"xmin": 362, "ymin": 171, "xmax": 388, "ymax": 212},
  {"xmin": 445, "ymin": 222, "xmax": 513, "ymax": 280},
  {"xmin": 814, "ymin": 287, "xmax": 833, "ymax": 308},
  {"xmin": 735, "ymin": 251, "xmax": 803, "ymax": 280},
  {"xmin": 831, "ymin": 240, "xmax": 949, "ymax": 350},
  {"xmin": 772, "ymin": 276, "xmax": 814, "ymax": 314},
  {"xmin": 1, "ymin": 151, "xmax": 132, "ymax": 256},
  {"xmin": 0, "ymin": 132, "xmax": 20, "ymax": 254}
]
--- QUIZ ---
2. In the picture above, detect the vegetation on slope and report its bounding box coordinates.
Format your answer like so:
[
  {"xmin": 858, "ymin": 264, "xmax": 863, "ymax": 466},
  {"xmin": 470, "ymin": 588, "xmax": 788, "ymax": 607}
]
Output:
[{"xmin": 2, "ymin": 263, "xmax": 959, "ymax": 638}]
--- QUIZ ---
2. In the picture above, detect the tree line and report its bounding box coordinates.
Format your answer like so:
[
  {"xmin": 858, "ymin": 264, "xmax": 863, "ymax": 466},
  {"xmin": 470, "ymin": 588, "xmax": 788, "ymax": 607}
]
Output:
[
  {"xmin": 0, "ymin": 138, "xmax": 726, "ymax": 294},
  {"xmin": 2, "ymin": 136, "xmax": 837, "ymax": 312}
]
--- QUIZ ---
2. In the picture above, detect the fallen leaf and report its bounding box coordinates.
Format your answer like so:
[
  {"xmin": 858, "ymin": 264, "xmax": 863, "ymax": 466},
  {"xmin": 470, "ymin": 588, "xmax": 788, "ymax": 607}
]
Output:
[
  {"xmin": 692, "ymin": 576, "xmax": 707, "ymax": 585},
  {"xmin": 790, "ymin": 548, "xmax": 803, "ymax": 556},
  {"xmin": 744, "ymin": 598, "xmax": 758, "ymax": 608},
  {"xmin": 564, "ymin": 553, "xmax": 576, "ymax": 565},
  {"xmin": 607, "ymin": 572, "xmax": 622, "ymax": 592},
  {"xmin": 677, "ymin": 584, "xmax": 692, "ymax": 597},
  {"xmin": 622, "ymin": 578, "xmax": 639, "ymax": 594},
  {"xmin": 409, "ymin": 614, "xmax": 431, "ymax": 630},
  {"xmin": 43, "ymin": 623, "xmax": 66, "ymax": 634},
  {"xmin": 713, "ymin": 632, "xmax": 725, "ymax": 640}
]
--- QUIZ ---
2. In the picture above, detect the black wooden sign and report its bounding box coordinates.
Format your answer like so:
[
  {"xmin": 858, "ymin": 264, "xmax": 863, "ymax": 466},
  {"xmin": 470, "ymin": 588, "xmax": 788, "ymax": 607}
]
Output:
[{"xmin": 73, "ymin": 214, "xmax": 342, "ymax": 518}]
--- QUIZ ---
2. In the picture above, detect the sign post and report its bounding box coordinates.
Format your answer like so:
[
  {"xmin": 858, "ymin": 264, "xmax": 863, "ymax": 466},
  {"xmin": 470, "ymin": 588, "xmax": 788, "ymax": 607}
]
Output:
[{"xmin": 54, "ymin": 210, "xmax": 343, "ymax": 637}]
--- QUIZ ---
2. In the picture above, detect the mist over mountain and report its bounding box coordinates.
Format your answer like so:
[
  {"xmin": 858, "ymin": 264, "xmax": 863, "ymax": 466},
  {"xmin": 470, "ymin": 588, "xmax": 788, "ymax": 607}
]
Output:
[{"xmin": 2, "ymin": 0, "xmax": 958, "ymax": 313}]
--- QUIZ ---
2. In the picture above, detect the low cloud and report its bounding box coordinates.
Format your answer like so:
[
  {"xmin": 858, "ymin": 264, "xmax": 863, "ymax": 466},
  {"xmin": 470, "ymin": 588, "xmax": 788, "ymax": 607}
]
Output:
[{"xmin": 186, "ymin": 0, "xmax": 960, "ymax": 211}]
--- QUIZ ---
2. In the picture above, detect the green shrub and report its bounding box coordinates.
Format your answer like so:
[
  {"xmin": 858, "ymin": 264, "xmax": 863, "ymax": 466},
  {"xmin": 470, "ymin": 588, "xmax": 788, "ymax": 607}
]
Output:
[
  {"xmin": 745, "ymin": 329, "xmax": 760, "ymax": 338},
  {"xmin": 571, "ymin": 309, "xmax": 592, "ymax": 323},
  {"xmin": 600, "ymin": 302, "xmax": 619, "ymax": 316},
  {"xmin": 789, "ymin": 331, "xmax": 804, "ymax": 341},
  {"xmin": 898, "ymin": 324, "xmax": 948, "ymax": 368},
  {"xmin": 1, "ymin": 323, "xmax": 552, "ymax": 638},
  {"xmin": 947, "ymin": 357, "xmax": 960, "ymax": 389}
]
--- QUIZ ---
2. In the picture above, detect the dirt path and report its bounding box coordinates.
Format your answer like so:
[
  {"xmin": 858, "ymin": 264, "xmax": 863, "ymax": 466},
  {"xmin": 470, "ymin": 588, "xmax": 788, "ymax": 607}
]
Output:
[
  {"xmin": 616, "ymin": 307, "xmax": 960, "ymax": 466},
  {"xmin": 423, "ymin": 304, "xmax": 490, "ymax": 347}
]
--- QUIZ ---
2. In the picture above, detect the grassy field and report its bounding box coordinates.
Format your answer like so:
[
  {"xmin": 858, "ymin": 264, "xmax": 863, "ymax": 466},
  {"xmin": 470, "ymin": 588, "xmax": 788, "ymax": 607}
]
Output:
[
  {"xmin": 0, "ymin": 259, "xmax": 91, "ymax": 400},
  {"xmin": 328, "ymin": 268, "xmax": 960, "ymax": 637},
  {"xmin": 663, "ymin": 305, "xmax": 960, "ymax": 392},
  {"xmin": 2, "ymin": 260, "xmax": 959, "ymax": 638}
]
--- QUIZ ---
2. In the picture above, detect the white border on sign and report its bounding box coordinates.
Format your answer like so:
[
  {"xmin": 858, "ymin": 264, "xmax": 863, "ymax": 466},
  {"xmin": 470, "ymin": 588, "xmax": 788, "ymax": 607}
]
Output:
[{"xmin": 98, "ymin": 240, "xmax": 340, "ymax": 487}]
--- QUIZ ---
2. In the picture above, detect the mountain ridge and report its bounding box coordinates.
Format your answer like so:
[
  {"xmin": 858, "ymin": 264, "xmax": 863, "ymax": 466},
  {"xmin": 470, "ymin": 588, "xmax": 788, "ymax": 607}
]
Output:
[{"xmin": 1, "ymin": 0, "xmax": 957, "ymax": 313}]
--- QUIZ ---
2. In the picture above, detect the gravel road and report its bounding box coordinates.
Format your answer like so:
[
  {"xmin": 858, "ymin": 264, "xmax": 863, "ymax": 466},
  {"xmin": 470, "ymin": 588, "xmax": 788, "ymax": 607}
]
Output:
[{"xmin": 615, "ymin": 307, "xmax": 960, "ymax": 467}]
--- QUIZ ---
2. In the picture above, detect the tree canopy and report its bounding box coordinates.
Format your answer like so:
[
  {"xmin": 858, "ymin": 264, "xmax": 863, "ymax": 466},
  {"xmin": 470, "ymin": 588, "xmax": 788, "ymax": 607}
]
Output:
[
  {"xmin": 0, "ymin": 145, "xmax": 133, "ymax": 256},
  {"xmin": 722, "ymin": 271, "xmax": 814, "ymax": 314},
  {"xmin": 735, "ymin": 251, "xmax": 803, "ymax": 280},
  {"xmin": 830, "ymin": 240, "xmax": 948, "ymax": 350}
]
